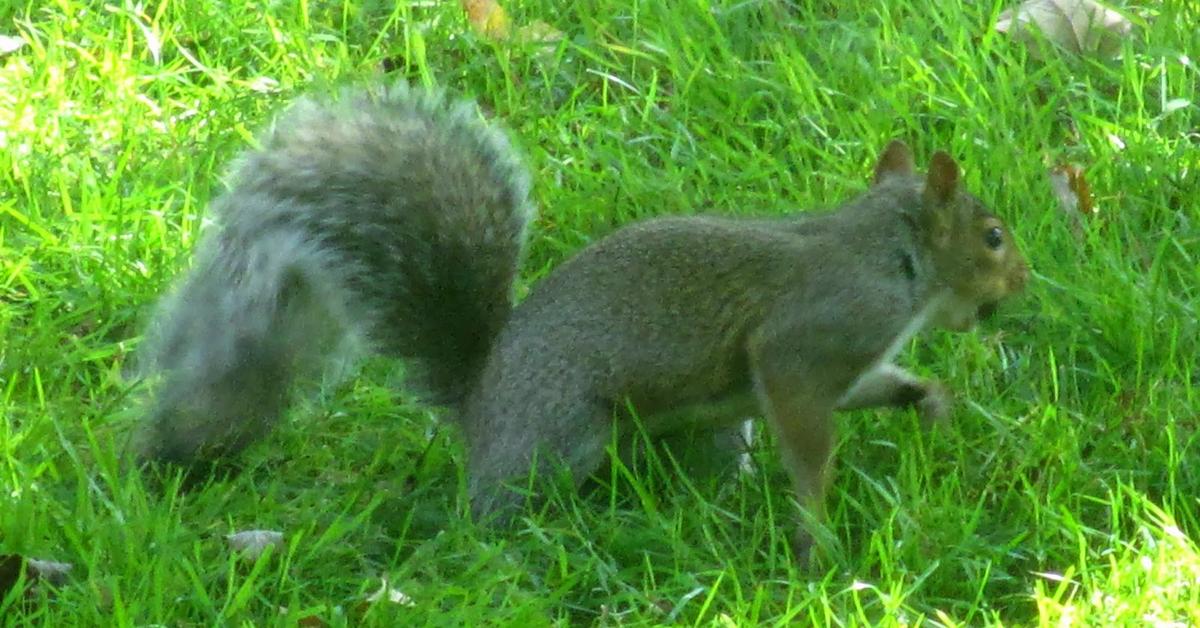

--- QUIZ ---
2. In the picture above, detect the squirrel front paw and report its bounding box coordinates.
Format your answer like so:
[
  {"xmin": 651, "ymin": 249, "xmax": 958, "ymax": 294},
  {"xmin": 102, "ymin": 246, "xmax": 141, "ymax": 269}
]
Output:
[
  {"xmin": 791, "ymin": 527, "xmax": 816, "ymax": 568},
  {"xmin": 916, "ymin": 380, "xmax": 952, "ymax": 428}
]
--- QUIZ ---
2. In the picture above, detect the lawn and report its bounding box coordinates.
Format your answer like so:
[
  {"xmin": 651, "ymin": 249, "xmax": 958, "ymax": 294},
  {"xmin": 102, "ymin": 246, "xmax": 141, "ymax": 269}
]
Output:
[{"xmin": 1, "ymin": 0, "xmax": 1197, "ymax": 625}]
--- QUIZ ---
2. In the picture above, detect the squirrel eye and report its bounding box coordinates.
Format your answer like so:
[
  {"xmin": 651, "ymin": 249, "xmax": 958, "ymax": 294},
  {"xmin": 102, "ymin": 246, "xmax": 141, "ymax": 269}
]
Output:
[{"xmin": 984, "ymin": 226, "xmax": 1004, "ymax": 250}]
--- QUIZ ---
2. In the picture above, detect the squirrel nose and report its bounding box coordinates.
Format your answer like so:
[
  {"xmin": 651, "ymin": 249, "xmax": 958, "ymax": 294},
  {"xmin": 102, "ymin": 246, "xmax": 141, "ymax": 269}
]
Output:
[{"xmin": 1012, "ymin": 261, "xmax": 1030, "ymax": 291}]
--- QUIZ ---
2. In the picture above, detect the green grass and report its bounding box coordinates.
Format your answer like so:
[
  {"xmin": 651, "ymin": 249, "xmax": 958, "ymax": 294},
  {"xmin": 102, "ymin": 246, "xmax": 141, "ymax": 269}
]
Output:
[{"xmin": 2, "ymin": 0, "xmax": 1198, "ymax": 624}]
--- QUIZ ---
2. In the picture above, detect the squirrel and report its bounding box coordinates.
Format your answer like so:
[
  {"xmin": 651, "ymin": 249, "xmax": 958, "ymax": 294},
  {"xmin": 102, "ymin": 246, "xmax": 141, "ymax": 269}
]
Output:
[{"xmin": 134, "ymin": 82, "xmax": 1029, "ymax": 561}]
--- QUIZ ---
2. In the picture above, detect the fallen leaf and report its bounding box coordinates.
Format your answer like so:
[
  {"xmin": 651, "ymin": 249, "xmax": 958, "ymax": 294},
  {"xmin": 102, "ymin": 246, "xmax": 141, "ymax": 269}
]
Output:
[
  {"xmin": 1049, "ymin": 163, "xmax": 1097, "ymax": 235},
  {"xmin": 125, "ymin": 10, "xmax": 163, "ymax": 64},
  {"xmin": 1163, "ymin": 98, "xmax": 1192, "ymax": 116},
  {"xmin": 462, "ymin": 0, "xmax": 511, "ymax": 41},
  {"xmin": 516, "ymin": 20, "xmax": 564, "ymax": 46},
  {"xmin": 365, "ymin": 576, "xmax": 416, "ymax": 607},
  {"xmin": 244, "ymin": 76, "xmax": 281, "ymax": 94},
  {"xmin": 461, "ymin": 0, "xmax": 562, "ymax": 46},
  {"xmin": 1050, "ymin": 164, "xmax": 1095, "ymax": 215},
  {"xmin": 277, "ymin": 605, "xmax": 331, "ymax": 626},
  {"xmin": 296, "ymin": 614, "xmax": 330, "ymax": 627},
  {"xmin": 89, "ymin": 581, "xmax": 115, "ymax": 613},
  {"xmin": 0, "ymin": 34, "xmax": 25, "ymax": 56},
  {"xmin": 225, "ymin": 530, "xmax": 284, "ymax": 560},
  {"xmin": 996, "ymin": 0, "xmax": 1133, "ymax": 58}
]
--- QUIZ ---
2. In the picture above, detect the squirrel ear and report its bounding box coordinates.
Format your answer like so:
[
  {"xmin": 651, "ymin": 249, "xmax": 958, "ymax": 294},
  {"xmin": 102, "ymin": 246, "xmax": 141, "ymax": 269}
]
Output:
[
  {"xmin": 923, "ymin": 151, "xmax": 959, "ymax": 206},
  {"xmin": 873, "ymin": 140, "xmax": 915, "ymax": 184},
  {"xmin": 920, "ymin": 151, "xmax": 961, "ymax": 246}
]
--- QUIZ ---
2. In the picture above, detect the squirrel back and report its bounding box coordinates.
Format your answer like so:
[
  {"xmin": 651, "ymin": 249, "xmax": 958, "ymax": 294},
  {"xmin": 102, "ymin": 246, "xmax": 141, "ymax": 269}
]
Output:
[
  {"xmin": 136, "ymin": 84, "xmax": 534, "ymax": 463},
  {"xmin": 458, "ymin": 141, "xmax": 1029, "ymax": 524}
]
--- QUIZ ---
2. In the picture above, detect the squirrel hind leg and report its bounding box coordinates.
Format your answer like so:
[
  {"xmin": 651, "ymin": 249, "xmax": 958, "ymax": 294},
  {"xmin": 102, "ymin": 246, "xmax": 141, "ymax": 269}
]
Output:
[{"xmin": 465, "ymin": 396, "xmax": 613, "ymax": 525}]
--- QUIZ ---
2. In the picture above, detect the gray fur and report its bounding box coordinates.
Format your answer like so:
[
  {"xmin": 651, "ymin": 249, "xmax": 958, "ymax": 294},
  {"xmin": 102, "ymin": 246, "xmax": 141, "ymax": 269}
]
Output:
[
  {"xmin": 137, "ymin": 83, "xmax": 534, "ymax": 463},
  {"xmin": 135, "ymin": 88, "xmax": 1028, "ymax": 564}
]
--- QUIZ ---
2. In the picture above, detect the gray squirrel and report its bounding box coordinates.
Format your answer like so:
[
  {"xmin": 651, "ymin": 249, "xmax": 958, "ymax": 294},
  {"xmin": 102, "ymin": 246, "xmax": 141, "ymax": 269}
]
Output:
[{"xmin": 135, "ymin": 83, "xmax": 1029, "ymax": 560}]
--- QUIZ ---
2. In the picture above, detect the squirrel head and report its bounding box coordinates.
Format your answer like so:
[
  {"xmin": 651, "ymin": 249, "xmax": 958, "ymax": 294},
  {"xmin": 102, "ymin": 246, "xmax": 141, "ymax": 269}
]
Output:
[{"xmin": 873, "ymin": 140, "xmax": 1029, "ymax": 332}]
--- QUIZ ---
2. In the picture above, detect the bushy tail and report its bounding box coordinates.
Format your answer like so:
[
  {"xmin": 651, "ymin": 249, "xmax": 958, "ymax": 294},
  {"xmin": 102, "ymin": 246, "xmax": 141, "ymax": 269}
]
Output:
[{"xmin": 135, "ymin": 83, "xmax": 535, "ymax": 465}]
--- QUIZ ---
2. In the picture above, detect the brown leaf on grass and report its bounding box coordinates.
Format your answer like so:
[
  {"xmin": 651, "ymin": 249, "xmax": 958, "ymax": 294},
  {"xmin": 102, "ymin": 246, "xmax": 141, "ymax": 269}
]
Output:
[
  {"xmin": 1049, "ymin": 164, "xmax": 1095, "ymax": 216},
  {"xmin": 278, "ymin": 606, "xmax": 330, "ymax": 627},
  {"xmin": 996, "ymin": 0, "xmax": 1133, "ymax": 58},
  {"xmin": 225, "ymin": 529, "xmax": 284, "ymax": 561},
  {"xmin": 1049, "ymin": 164, "xmax": 1097, "ymax": 235},
  {"xmin": 650, "ymin": 597, "xmax": 673, "ymax": 616},
  {"xmin": 296, "ymin": 614, "xmax": 330, "ymax": 627},
  {"xmin": 461, "ymin": 0, "xmax": 563, "ymax": 45},
  {"xmin": 462, "ymin": 0, "xmax": 512, "ymax": 40}
]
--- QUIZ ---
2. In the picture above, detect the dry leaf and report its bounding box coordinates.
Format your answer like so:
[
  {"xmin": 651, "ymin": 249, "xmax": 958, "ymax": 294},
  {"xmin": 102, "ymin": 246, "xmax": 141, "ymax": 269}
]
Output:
[
  {"xmin": 461, "ymin": 1, "xmax": 562, "ymax": 46},
  {"xmin": 278, "ymin": 605, "xmax": 330, "ymax": 627},
  {"xmin": 365, "ymin": 576, "xmax": 416, "ymax": 607},
  {"xmin": 1049, "ymin": 164, "xmax": 1097, "ymax": 235},
  {"xmin": 245, "ymin": 76, "xmax": 281, "ymax": 94},
  {"xmin": 715, "ymin": 613, "xmax": 740, "ymax": 628},
  {"xmin": 1162, "ymin": 98, "xmax": 1192, "ymax": 116},
  {"xmin": 1049, "ymin": 164, "xmax": 1095, "ymax": 216},
  {"xmin": 516, "ymin": 20, "xmax": 564, "ymax": 46},
  {"xmin": 297, "ymin": 615, "xmax": 329, "ymax": 627},
  {"xmin": 225, "ymin": 529, "xmax": 284, "ymax": 560},
  {"xmin": 462, "ymin": 0, "xmax": 511, "ymax": 41},
  {"xmin": 996, "ymin": 0, "xmax": 1133, "ymax": 58},
  {"xmin": 0, "ymin": 34, "xmax": 25, "ymax": 56}
]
